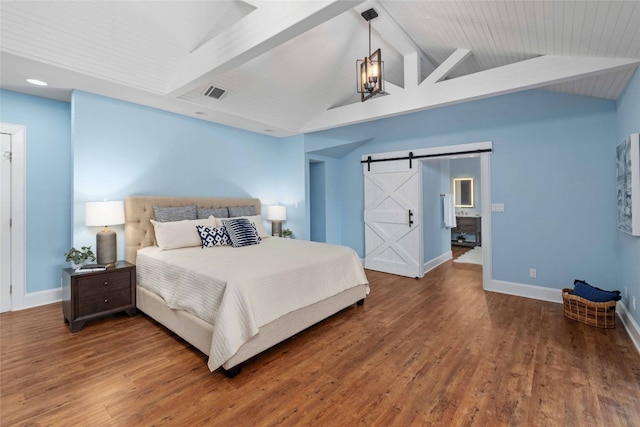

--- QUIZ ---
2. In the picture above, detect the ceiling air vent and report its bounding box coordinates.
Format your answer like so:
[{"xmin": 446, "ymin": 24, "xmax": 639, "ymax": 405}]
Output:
[{"xmin": 202, "ymin": 86, "xmax": 227, "ymax": 100}]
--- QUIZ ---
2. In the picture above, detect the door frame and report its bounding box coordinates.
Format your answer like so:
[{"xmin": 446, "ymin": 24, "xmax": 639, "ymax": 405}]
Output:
[
  {"xmin": 0, "ymin": 123, "xmax": 26, "ymax": 312},
  {"xmin": 363, "ymin": 141, "xmax": 492, "ymax": 289}
]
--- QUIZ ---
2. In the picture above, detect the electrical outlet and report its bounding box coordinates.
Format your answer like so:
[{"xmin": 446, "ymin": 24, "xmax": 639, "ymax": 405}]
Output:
[
  {"xmin": 633, "ymin": 296, "xmax": 637, "ymax": 311},
  {"xmin": 529, "ymin": 268, "xmax": 536, "ymax": 278}
]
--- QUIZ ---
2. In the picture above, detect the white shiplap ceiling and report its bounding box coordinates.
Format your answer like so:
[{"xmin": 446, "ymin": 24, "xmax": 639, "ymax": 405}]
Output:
[{"xmin": 1, "ymin": 1, "xmax": 639, "ymax": 137}]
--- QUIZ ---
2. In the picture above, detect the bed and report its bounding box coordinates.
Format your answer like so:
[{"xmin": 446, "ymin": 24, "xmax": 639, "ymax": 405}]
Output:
[{"xmin": 124, "ymin": 196, "xmax": 369, "ymax": 376}]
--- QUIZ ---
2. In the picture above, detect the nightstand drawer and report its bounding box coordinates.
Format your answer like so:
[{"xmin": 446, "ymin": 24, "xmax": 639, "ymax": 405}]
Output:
[
  {"xmin": 78, "ymin": 286, "xmax": 132, "ymax": 317},
  {"xmin": 76, "ymin": 271, "xmax": 131, "ymax": 297}
]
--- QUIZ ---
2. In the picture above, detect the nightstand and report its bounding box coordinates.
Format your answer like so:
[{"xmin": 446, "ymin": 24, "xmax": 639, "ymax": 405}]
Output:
[{"xmin": 62, "ymin": 260, "xmax": 136, "ymax": 332}]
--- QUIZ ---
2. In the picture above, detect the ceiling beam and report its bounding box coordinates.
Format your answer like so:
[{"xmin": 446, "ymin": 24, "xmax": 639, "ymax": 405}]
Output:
[
  {"xmin": 166, "ymin": 0, "xmax": 364, "ymax": 97},
  {"xmin": 422, "ymin": 48, "xmax": 472, "ymax": 85},
  {"xmin": 300, "ymin": 55, "xmax": 640, "ymax": 133}
]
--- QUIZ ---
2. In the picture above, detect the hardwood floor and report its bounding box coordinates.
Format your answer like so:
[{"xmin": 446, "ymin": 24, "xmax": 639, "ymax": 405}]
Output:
[{"xmin": 2, "ymin": 257, "xmax": 640, "ymax": 426}]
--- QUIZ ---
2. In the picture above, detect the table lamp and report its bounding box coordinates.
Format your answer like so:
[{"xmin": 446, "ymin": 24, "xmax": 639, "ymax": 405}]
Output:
[
  {"xmin": 85, "ymin": 201, "xmax": 125, "ymax": 265},
  {"xmin": 266, "ymin": 205, "xmax": 286, "ymax": 237}
]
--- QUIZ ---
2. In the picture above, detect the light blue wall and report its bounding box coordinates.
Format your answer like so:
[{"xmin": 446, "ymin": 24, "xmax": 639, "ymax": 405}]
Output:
[
  {"xmin": 277, "ymin": 135, "xmax": 306, "ymax": 239},
  {"xmin": 0, "ymin": 90, "xmax": 71, "ymax": 292},
  {"xmin": 309, "ymin": 161, "xmax": 326, "ymax": 242},
  {"xmin": 71, "ymin": 90, "xmax": 295, "ymax": 258},
  {"xmin": 307, "ymin": 89, "xmax": 618, "ymax": 292},
  {"xmin": 616, "ymin": 68, "xmax": 640, "ymax": 324},
  {"xmin": 423, "ymin": 159, "xmax": 451, "ymax": 262}
]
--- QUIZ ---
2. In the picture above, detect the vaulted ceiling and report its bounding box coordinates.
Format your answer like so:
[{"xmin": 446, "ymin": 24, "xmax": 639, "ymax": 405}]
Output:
[{"xmin": 1, "ymin": 1, "xmax": 639, "ymax": 137}]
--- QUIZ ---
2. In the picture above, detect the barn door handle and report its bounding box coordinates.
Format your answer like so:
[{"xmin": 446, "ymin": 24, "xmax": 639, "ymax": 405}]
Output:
[{"xmin": 408, "ymin": 210, "xmax": 414, "ymax": 227}]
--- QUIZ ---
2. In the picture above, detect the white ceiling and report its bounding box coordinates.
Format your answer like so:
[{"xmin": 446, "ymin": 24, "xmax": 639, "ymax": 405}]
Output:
[{"xmin": 1, "ymin": 1, "xmax": 639, "ymax": 137}]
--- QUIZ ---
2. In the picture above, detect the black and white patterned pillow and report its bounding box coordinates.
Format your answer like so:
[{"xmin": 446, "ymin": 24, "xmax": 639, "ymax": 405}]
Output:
[
  {"xmin": 224, "ymin": 218, "xmax": 260, "ymax": 247},
  {"xmin": 196, "ymin": 225, "xmax": 231, "ymax": 247}
]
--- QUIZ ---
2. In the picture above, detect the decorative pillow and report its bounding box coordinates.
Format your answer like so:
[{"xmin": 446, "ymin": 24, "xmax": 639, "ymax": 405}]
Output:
[
  {"xmin": 573, "ymin": 279, "xmax": 621, "ymax": 302},
  {"xmin": 153, "ymin": 205, "xmax": 197, "ymax": 222},
  {"xmin": 228, "ymin": 205, "xmax": 256, "ymax": 217},
  {"xmin": 217, "ymin": 215, "xmax": 269, "ymax": 238},
  {"xmin": 150, "ymin": 217, "xmax": 216, "ymax": 250},
  {"xmin": 196, "ymin": 225, "xmax": 231, "ymax": 247},
  {"xmin": 197, "ymin": 207, "xmax": 228, "ymax": 219},
  {"xmin": 224, "ymin": 218, "xmax": 260, "ymax": 247}
]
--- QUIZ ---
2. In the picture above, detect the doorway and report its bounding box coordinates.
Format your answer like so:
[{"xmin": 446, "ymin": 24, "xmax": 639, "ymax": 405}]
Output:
[
  {"xmin": 449, "ymin": 156, "xmax": 483, "ymax": 266},
  {"xmin": 363, "ymin": 142, "xmax": 492, "ymax": 289}
]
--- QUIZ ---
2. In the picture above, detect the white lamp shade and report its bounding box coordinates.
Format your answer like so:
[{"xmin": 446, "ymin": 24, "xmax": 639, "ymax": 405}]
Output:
[
  {"xmin": 85, "ymin": 201, "xmax": 125, "ymax": 226},
  {"xmin": 266, "ymin": 205, "xmax": 286, "ymax": 221}
]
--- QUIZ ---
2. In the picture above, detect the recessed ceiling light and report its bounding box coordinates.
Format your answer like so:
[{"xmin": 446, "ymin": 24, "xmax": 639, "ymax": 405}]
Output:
[{"xmin": 26, "ymin": 79, "xmax": 48, "ymax": 86}]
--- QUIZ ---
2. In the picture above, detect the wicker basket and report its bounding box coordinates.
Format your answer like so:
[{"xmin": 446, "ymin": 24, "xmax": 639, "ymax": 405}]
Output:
[{"xmin": 562, "ymin": 288, "xmax": 616, "ymax": 328}]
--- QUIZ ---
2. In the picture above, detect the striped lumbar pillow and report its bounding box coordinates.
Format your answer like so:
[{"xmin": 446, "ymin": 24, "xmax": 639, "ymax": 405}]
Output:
[{"xmin": 224, "ymin": 218, "xmax": 260, "ymax": 247}]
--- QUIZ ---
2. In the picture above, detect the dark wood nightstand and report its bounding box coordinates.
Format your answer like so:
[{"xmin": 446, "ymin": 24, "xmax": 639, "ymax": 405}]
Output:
[{"xmin": 62, "ymin": 260, "xmax": 136, "ymax": 332}]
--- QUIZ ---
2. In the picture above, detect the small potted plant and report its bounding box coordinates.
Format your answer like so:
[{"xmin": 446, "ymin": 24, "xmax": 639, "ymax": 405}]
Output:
[
  {"xmin": 65, "ymin": 246, "xmax": 96, "ymax": 268},
  {"xmin": 282, "ymin": 229, "xmax": 292, "ymax": 239}
]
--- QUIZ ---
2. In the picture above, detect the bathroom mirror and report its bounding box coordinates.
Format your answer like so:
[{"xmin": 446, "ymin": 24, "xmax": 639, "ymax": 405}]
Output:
[{"xmin": 453, "ymin": 178, "xmax": 474, "ymax": 208}]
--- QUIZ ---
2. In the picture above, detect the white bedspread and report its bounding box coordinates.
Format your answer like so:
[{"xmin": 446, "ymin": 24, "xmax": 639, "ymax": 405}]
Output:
[{"xmin": 135, "ymin": 238, "xmax": 369, "ymax": 371}]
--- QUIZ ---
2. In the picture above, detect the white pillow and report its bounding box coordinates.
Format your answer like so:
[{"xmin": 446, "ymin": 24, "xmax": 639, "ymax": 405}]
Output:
[
  {"xmin": 151, "ymin": 216, "xmax": 217, "ymax": 250},
  {"xmin": 217, "ymin": 214, "xmax": 269, "ymax": 238}
]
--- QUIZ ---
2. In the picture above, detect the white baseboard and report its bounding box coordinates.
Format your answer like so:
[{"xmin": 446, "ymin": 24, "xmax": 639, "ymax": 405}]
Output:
[
  {"xmin": 486, "ymin": 279, "xmax": 562, "ymax": 303},
  {"xmin": 617, "ymin": 301, "xmax": 640, "ymax": 355},
  {"xmin": 486, "ymin": 279, "xmax": 640, "ymax": 355},
  {"xmin": 15, "ymin": 287, "xmax": 61, "ymax": 311},
  {"xmin": 423, "ymin": 251, "xmax": 452, "ymax": 274}
]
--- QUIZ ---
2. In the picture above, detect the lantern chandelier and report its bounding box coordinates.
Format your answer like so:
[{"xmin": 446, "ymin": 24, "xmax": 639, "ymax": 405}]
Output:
[{"xmin": 356, "ymin": 8, "xmax": 383, "ymax": 102}]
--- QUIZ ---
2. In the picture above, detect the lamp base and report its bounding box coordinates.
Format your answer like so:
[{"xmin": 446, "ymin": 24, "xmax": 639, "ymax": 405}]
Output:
[
  {"xmin": 96, "ymin": 229, "xmax": 117, "ymax": 265},
  {"xmin": 271, "ymin": 221, "xmax": 282, "ymax": 237}
]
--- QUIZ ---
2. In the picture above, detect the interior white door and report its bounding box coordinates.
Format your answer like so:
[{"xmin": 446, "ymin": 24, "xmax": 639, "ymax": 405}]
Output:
[
  {"xmin": 1, "ymin": 132, "xmax": 12, "ymax": 312},
  {"xmin": 364, "ymin": 159, "xmax": 423, "ymax": 278}
]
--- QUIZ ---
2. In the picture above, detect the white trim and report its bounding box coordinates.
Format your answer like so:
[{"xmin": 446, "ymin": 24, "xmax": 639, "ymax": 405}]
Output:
[
  {"xmin": 18, "ymin": 288, "xmax": 62, "ymax": 311},
  {"xmin": 0, "ymin": 123, "xmax": 26, "ymax": 312},
  {"xmin": 617, "ymin": 302, "xmax": 640, "ymax": 355},
  {"xmin": 480, "ymin": 154, "xmax": 492, "ymax": 291},
  {"xmin": 486, "ymin": 279, "xmax": 563, "ymax": 303},
  {"xmin": 423, "ymin": 250, "xmax": 452, "ymax": 274}
]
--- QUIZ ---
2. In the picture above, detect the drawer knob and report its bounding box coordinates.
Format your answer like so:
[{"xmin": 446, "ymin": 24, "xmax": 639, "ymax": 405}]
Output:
[
  {"xmin": 103, "ymin": 281, "xmax": 108, "ymax": 286},
  {"xmin": 104, "ymin": 298, "xmax": 109, "ymax": 303}
]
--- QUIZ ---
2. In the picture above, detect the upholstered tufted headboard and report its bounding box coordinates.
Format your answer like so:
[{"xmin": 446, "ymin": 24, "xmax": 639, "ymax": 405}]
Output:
[{"xmin": 124, "ymin": 196, "xmax": 261, "ymax": 264}]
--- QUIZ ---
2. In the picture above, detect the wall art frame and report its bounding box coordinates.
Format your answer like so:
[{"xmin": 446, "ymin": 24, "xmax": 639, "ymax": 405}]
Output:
[{"xmin": 617, "ymin": 133, "xmax": 640, "ymax": 236}]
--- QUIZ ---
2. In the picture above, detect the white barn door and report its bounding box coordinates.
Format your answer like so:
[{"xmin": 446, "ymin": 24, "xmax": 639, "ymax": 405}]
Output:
[{"xmin": 364, "ymin": 159, "xmax": 423, "ymax": 278}]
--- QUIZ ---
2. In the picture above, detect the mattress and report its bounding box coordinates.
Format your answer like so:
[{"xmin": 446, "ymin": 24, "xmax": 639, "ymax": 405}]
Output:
[{"xmin": 136, "ymin": 237, "xmax": 369, "ymax": 371}]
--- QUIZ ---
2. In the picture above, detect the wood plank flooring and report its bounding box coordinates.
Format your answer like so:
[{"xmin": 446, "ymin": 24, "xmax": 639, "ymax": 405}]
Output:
[{"xmin": 2, "ymin": 253, "xmax": 640, "ymax": 426}]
